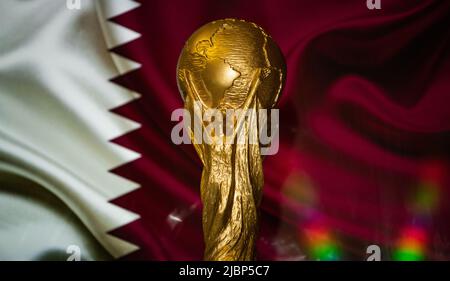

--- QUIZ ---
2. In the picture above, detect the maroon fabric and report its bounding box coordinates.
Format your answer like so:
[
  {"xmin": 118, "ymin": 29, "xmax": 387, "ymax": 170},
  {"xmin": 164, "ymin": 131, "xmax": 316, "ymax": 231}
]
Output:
[{"xmin": 108, "ymin": 0, "xmax": 450, "ymax": 260}]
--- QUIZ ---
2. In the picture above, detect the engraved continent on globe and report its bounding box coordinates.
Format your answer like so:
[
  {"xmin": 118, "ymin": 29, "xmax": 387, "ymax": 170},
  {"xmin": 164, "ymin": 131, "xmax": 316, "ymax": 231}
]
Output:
[{"xmin": 177, "ymin": 18, "xmax": 286, "ymax": 110}]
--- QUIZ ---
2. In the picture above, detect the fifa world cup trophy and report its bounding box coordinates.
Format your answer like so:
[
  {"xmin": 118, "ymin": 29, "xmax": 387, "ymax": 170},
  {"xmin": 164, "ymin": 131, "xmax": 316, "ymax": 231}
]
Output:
[{"xmin": 177, "ymin": 19, "xmax": 286, "ymax": 261}]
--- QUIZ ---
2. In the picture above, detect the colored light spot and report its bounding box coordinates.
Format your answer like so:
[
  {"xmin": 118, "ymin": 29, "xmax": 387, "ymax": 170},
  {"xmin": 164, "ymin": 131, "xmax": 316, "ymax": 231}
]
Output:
[
  {"xmin": 304, "ymin": 223, "xmax": 342, "ymax": 261},
  {"xmin": 311, "ymin": 243, "xmax": 341, "ymax": 261},
  {"xmin": 393, "ymin": 248, "xmax": 424, "ymax": 261},
  {"xmin": 282, "ymin": 172, "xmax": 316, "ymax": 207},
  {"xmin": 393, "ymin": 226, "xmax": 426, "ymax": 261},
  {"xmin": 411, "ymin": 181, "xmax": 439, "ymax": 214}
]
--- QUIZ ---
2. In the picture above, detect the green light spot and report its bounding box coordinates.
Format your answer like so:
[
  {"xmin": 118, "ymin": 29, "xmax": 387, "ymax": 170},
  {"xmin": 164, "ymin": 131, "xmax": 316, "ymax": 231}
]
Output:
[
  {"xmin": 412, "ymin": 182, "xmax": 439, "ymax": 213},
  {"xmin": 312, "ymin": 244, "xmax": 341, "ymax": 261},
  {"xmin": 392, "ymin": 248, "xmax": 424, "ymax": 261}
]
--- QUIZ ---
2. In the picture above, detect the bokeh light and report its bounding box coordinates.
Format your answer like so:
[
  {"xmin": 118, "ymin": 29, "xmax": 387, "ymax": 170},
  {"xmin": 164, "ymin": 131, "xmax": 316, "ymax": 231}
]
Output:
[
  {"xmin": 392, "ymin": 160, "xmax": 444, "ymax": 261},
  {"xmin": 410, "ymin": 182, "xmax": 439, "ymax": 215},
  {"xmin": 304, "ymin": 221, "xmax": 342, "ymax": 261},
  {"xmin": 393, "ymin": 226, "xmax": 426, "ymax": 261},
  {"xmin": 410, "ymin": 160, "xmax": 444, "ymax": 215}
]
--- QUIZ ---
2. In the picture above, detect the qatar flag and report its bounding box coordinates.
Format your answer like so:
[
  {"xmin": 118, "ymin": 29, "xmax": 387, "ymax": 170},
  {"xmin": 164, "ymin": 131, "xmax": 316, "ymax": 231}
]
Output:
[
  {"xmin": 1, "ymin": 0, "xmax": 450, "ymax": 261},
  {"xmin": 0, "ymin": 0, "xmax": 142, "ymax": 260}
]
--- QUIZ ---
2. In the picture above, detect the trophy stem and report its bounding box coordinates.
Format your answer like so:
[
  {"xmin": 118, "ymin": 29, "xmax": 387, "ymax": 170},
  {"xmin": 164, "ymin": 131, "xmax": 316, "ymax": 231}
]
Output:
[{"xmin": 200, "ymin": 115, "xmax": 263, "ymax": 261}]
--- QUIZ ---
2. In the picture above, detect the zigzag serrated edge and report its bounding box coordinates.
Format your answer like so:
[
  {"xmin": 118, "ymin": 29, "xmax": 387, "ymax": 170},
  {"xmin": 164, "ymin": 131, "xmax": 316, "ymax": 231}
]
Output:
[{"xmin": 95, "ymin": 0, "xmax": 143, "ymax": 259}]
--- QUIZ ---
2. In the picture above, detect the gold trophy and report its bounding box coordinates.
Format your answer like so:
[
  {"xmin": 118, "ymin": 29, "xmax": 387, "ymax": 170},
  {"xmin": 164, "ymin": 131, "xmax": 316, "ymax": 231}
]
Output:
[{"xmin": 177, "ymin": 19, "xmax": 286, "ymax": 261}]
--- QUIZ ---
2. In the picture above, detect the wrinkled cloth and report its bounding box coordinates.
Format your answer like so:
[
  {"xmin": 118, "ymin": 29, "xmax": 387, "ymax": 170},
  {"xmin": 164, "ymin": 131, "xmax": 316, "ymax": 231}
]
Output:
[
  {"xmin": 0, "ymin": 0, "xmax": 140, "ymax": 259},
  {"xmin": 109, "ymin": 0, "xmax": 450, "ymax": 260}
]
